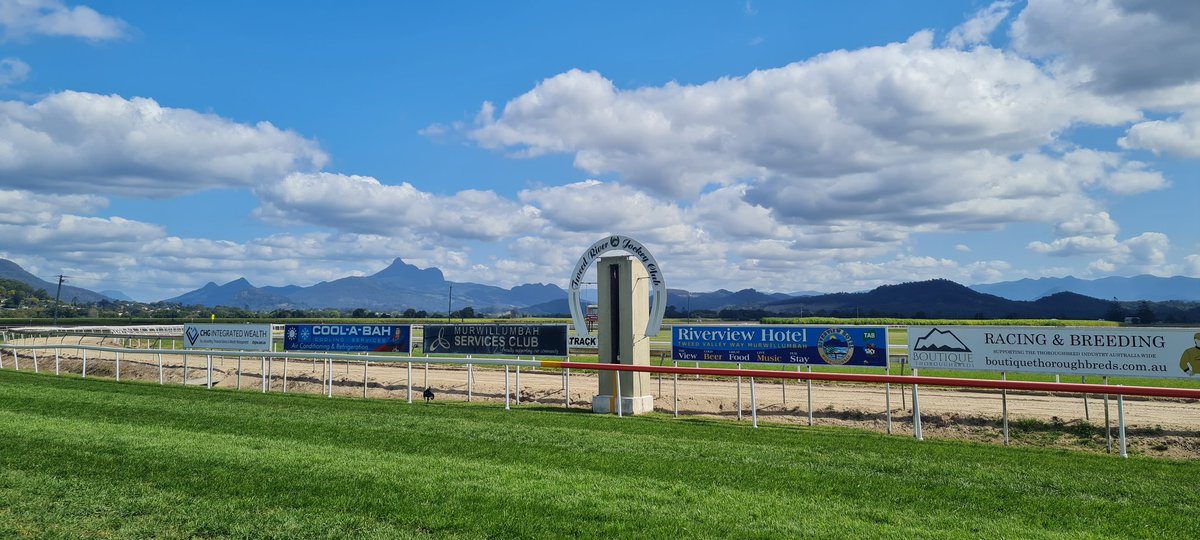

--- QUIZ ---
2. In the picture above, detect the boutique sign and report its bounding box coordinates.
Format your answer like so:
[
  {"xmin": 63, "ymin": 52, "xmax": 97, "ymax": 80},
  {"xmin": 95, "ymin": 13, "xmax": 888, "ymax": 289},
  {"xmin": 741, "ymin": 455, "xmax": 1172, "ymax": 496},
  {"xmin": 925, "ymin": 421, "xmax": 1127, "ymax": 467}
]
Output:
[
  {"xmin": 672, "ymin": 325, "xmax": 889, "ymax": 367},
  {"xmin": 909, "ymin": 326, "xmax": 1200, "ymax": 379}
]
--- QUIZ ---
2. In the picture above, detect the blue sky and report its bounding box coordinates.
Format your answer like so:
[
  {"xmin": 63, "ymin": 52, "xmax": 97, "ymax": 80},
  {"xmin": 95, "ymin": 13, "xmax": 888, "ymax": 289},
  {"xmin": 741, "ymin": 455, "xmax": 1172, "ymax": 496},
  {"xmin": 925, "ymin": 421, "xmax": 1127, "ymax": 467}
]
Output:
[{"xmin": 1, "ymin": 0, "xmax": 1198, "ymax": 302}]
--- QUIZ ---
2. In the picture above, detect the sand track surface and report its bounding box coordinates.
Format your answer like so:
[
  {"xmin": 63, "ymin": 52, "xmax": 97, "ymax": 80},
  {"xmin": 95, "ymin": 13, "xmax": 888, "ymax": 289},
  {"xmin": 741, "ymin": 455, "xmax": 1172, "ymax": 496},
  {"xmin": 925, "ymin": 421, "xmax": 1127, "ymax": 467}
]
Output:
[{"xmin": 5, "ymin": 336, "xmax": 1198, "ymax": 458}]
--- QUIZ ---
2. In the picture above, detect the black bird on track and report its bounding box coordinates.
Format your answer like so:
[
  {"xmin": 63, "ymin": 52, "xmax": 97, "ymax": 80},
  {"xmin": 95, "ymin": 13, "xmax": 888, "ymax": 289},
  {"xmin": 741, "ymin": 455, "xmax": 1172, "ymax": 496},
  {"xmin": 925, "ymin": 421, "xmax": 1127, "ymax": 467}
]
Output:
[{"xmin": 423, "ymin": 387, "xmax": 435, "ymax": 402}]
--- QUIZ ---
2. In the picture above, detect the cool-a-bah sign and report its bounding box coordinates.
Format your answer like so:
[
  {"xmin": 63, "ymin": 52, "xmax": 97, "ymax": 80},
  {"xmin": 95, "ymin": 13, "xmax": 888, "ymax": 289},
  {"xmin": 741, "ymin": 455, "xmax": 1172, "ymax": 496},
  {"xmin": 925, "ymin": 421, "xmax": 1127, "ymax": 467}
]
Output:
[
  {"xmin": 423, "ymin": 324, "xmax": 568, "ymax": 356},
  {"xmin": 908, "ymin": 326, "xmax": 1200, "ymax": 379},
  {"xmin": 183, "ymin": 324, "xmax": 272, "ymax": 351},
  {"xmin": 283, "ymin": 324, "xmax": 411, "ymax": 353},
  {"xmin": 672, "ymin": 325, "xmax": 889, "ymax": 367}
]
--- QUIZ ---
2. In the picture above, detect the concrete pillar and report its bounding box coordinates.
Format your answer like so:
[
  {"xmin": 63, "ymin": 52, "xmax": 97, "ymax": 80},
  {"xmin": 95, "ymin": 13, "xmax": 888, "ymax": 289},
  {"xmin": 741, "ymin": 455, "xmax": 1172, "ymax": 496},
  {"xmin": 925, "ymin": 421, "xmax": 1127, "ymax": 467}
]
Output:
[{"xmin": 592, "ymin": 255, "xmax": 654, "ymax": 414}]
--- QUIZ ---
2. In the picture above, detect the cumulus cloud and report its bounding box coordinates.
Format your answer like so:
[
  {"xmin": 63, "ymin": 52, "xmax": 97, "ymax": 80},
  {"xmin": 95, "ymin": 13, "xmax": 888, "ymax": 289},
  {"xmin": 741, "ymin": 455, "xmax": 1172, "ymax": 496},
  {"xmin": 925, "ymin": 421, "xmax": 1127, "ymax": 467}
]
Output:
[
  {"xmin": 0, "ymin": 188, "xmax": 105, "ymax": 224},
  {"xmin": 1012, "ymin": 0, "xmax": 1200, "ymax": 96},
  {"xmin": 0, "ymin": 56, "xmax": 29, "ymax": 86},
  {"xmin": 254, "ymin": 172, "xmax": 541, "ymax": 241},
  {"xmin": 1185, "ymin": 255, "xmax": 1200, "ymax": 277},
  {"xmin": 1029, "ymin": 211, "xmax": 1170, "ymax": 273},
  {"xmin": 0, "ymin": 91, "xmax": 328, "ymax": 197},
  {"xmin": 0, "ymin": 0, "xmax": 127, "ymax": 41},
  {"xmin": 471, "ymin": 36, "xmax": 1136, "ymax": 200},
  {"xmin": 946, "ymin": 1, "xmax": 1013, "ymax": 49},
  {"xmin": 1119, "ymin": 111, "xmax": 1200, "ymax": 157}
]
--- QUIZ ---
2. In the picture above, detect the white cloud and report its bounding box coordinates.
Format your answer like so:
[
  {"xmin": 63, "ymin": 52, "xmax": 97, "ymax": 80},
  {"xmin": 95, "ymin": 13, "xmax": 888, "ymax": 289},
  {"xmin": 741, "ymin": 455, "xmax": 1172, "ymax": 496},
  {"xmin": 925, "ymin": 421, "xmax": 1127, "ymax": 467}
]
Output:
[
  {"xmin": 0, "ymin": 56, "xmax": 29, "ymax": 86},
  {"xmin": 955, "ymin": 244, "xmax": 972, "ymax": 253},
  {"xmin": 517, "ymin": 180, "xmax": 703, "ymax": 244},
  {"xmin": 254, "ymin": 172, "xmax": 541, "ymax": 241},
  {"xmin": 1012, "ymin": 0, "xmax": 1200, "ymax": 96},
  {"xmin": 946, "ymin": 1, "xmax": 1014, "ymax": 49},
  {"xmin": 0, "ymin": 0, "xmax": 127, "ymax": 41},
  {"xmin": 1119, "ymin": 111, "xmax": 1200, "ymax": 158},
  {"xmin": 0, "ymin": 188, "xmax": 105, "ymax": 224},
  {"xmin": 1184, "ymin": 255, "xmax": 1200, "ymax": 277},
  {"xmin": 471, "ymin": 36, "xmax": 1136, "ymax": 200},
  {"xmin": 0, "ymin": 91, "xmax": 328, "ymax": 197}
]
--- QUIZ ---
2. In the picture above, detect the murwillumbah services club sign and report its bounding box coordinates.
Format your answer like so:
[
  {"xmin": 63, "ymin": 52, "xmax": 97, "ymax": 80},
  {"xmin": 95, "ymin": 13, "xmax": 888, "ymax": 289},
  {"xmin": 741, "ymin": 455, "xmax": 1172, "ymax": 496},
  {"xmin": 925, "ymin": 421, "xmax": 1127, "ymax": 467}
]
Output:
[{"xmin": 568, "ymin": 235, "xmax": 667, "ymax": 338}]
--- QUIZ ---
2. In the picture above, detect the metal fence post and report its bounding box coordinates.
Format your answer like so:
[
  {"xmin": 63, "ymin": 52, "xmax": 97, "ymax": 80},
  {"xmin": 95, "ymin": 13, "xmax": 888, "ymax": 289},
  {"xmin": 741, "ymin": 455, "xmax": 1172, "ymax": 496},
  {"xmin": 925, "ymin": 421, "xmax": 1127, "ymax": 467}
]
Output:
[
  {"xmin": 1103, "ymin": 376, "xmax": 1112, "ymax": 454},
  {"xmin": 1001, "ymin": 372, "xmax": 1009, "ymax": 446},
  {"xmin": 750, "ymin": 377, "xmax": 758, "ymax": 428},
  {"xmin": 407, "ymin": 362, "xmax": 413, "ymax": 404},
  {"xmin": 505, "ymin": 365, "xmax": 511, "ymax": 410},
  {"xmin": 1118, "ymin": 394, "xmax": 1128, "ymax": 459},
  {"xmin": 616, "ymin": 368, "xmax": 623, "ymax": 417},
  {"xmin": 912, "ymin": 367, "xmax": 923, "ymax": 441},
  {"xmin": 673, "ymin": 360, "xmax": 678, "ymax": 418},
  {"xmin": 736, "ymin": 362, "xmax": 743, "ymax": 421},
  {"xmin": 806, "ymin": 366, "xmax": 813, "ymax": 427}
]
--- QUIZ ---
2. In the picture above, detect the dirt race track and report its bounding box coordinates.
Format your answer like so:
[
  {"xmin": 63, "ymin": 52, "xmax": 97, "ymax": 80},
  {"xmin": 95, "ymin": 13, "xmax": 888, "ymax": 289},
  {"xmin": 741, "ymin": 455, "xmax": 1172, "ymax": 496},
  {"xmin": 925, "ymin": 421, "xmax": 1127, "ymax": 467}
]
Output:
[{"xmin": 5, "ymin": 336, "xmax": 1199, "ymax": 459}]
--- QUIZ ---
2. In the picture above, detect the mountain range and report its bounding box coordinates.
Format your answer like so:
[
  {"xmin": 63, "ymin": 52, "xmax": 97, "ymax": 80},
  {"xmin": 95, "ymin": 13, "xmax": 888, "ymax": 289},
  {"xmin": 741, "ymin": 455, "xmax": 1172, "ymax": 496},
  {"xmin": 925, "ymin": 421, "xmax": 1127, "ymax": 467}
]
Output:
[
  {"xmin": 3, "ymin": 257, "xmax": 1200, "ymax": 319},
  {"xmin": 0, "ymin": 259, "xmax": 111, "ymax": 304},
  {"xmin": 970, "ymin": 275, "xmax": 1200, "ymax": 302}
]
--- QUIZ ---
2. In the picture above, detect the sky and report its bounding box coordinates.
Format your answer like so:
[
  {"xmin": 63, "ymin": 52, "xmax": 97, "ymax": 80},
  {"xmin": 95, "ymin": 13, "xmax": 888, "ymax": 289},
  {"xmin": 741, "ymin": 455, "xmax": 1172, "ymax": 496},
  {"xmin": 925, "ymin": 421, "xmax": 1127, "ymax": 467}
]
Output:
[{"xmin": 1, "ymin": 0, "xmax": 1199, "ymax": 302}]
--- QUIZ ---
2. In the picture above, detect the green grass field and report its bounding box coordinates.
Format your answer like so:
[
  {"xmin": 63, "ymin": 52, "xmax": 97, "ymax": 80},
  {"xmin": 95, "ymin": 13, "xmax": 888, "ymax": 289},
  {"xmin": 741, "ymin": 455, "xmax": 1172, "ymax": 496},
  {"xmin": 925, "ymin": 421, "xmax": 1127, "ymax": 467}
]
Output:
[{"xmin": 2, "ymin": 370, "xmax": 1197, "ymax": 538}]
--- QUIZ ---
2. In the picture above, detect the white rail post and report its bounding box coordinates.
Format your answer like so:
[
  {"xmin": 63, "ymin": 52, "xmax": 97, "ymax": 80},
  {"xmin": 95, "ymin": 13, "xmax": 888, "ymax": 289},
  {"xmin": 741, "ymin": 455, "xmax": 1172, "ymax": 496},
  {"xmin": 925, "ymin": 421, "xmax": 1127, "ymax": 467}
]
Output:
[
  {"xmin": 736, "ymin": 362, "xmax": 743, "ymax": 421},
  {"xmin": 1082, "ymin": 376, "xmax": 1089, "ymax": 421},
  {"xmin": 157, "ymin": 353, "xmax": 163, "ymax": 384},
  {"xmin": 262, "ymin": 357, "xmax": 268, "ymax": 394},
  {"xmin": 1117, "ymin": 394, "xmax": 1128, "ymax": 459},
  {"xmin": 266, "ymin": 356, "xmax": 273, "ymax": 392},
  {"xmin": 750, "ymin": 377, "xmax": 758, "ymax": 428},
  {"xmin": 407, "ymin": 362, "xmax": 413, "ymax": 404},
  {"xmin": 183, "ymin": 353, "xmax": 188, "ymax": 385},
  {"xmin": 115, "ymin": 351, "xmax": 121, "ymax": 381},
  {"xmin": 672, "ymin": 361, "xmax": 678, "ymax": 418},
  {"xmin": 885, "ymin": 372, "xmax": 892, "ymax": 435},
  {"xmin": 1001, "ymin": 372, "xmax": 1009, "ymax": 446},
  {"xmin": 424, "ymin": 362, "xmax": 429, "ymax": 388},
  {"xmin": 806, "ymin": 366, "xmax": 813, "ymax": 427},
  {"xmin": 515, "ymin": 365, "xmax": 521, "ymax": 405},
  {"xmin": 363, "ymin": 360, "xmax": 369, "ymax": 399},
  {"xmin": 564, "ymin": 367, "xmax": 570, "ymax": 408},
  {"xmin": 912, "ymin": 367, "xmax": 923, "ymax": 441},
  {"xmin": 82, "ymin": 350, "xmax": 87, "ymax": 378},
  {"xmin": 467, "ymin": 361, "xmax": 473, "ymax": 402},
  {"xmin": 32, "ymin": 349, "xmax": 38, "ymax": 373},
  {"xmin": 206, "ymin": 355, "xmax": 212, "ymax": 389},
  {"xmin": 236, "ymin": 356, "xmax": 243, "ymax": 390},
  {"xmin": 616, "ymin": 367, "xmax": 623, "ymax": 417},
  {"xmin": 282, "ymin": 357, "xmax": 289, "ymax": 393},
  {"xmin": 1103, "ymin": 376, "xmax": 1112, "ymax": 454},
  {"xmin": 504, "ymin": 365, "xmax": 511, "ymax": 410},
  {"xmin": 326, "ymin": 357, "xmax": 333, "ymax": 398},
  {"xmin": 55, "ymin": 348, "xmax": 60, "ymax": 376},
  {"xmin": 14, "ymin": 349, "xmax": 19, "ymax": 371}
]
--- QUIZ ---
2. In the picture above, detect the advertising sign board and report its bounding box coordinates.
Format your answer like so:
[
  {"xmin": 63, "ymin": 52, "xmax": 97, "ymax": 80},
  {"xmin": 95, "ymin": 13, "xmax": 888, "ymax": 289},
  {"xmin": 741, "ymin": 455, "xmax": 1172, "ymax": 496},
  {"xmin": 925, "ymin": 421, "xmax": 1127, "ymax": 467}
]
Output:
[
  {"xmin": 422, "ymin": 324, "xmax": 569, "ymax": 356},
  {"xmin": 908, "ymin": 326, "xmax": 1200, "ymax": 379},
  {"xmin": 283, "ymin": 324, "xmax": 411, "ymax": 353},
  {"xmin": 183, "ymin": 324, "xmax": 272, "ymax": 351},
  {"xmin": 672, "ymin": 325, "xmax": 888, "ymax": 367},
  {"xmin": 568, "ymin": 334, "xmax": 598, "ymax": 349}
]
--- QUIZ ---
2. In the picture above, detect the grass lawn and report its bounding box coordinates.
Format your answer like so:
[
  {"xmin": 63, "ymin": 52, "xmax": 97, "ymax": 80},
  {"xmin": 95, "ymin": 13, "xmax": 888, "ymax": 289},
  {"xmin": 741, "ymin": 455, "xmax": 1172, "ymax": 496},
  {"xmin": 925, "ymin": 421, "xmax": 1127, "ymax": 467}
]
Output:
[{"xmin": 1, "ymin": 370, "xmax": 1197, "ymax": 539}]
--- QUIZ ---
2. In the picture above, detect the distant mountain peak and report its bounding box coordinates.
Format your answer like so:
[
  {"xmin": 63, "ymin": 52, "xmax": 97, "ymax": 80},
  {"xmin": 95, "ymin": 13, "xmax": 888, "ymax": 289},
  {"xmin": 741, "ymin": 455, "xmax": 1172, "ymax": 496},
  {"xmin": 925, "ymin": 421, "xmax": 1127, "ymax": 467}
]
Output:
[{"xmin": 372, "ymin": 258, "xmax": 445, "ymax": 285}]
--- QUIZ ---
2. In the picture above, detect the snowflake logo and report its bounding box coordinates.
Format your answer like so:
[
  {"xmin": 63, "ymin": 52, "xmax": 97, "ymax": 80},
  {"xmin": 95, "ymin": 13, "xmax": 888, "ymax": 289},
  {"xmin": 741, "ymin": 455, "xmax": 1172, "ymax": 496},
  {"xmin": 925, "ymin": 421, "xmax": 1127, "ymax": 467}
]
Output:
[{"xmin": 301, "ymin": 329, "xmax": 310, "ymax": 341}]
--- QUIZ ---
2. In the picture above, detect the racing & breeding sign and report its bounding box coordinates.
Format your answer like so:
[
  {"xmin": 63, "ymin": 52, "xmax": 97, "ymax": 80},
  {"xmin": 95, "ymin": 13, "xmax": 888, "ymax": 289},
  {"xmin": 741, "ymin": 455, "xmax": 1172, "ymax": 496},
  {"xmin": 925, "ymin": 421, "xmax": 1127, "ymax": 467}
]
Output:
[{"xmin": 908, "ymin": 326, "xmax": 1200, "ymax": 379}]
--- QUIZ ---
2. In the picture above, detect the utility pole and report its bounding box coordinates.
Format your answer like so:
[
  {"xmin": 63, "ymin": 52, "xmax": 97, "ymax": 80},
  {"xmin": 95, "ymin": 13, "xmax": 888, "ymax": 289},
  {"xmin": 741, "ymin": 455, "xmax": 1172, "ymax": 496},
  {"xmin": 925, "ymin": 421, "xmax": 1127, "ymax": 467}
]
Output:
[{"xmin": 52, "ymin": 275, "xmax": 65, "ymax": 326}]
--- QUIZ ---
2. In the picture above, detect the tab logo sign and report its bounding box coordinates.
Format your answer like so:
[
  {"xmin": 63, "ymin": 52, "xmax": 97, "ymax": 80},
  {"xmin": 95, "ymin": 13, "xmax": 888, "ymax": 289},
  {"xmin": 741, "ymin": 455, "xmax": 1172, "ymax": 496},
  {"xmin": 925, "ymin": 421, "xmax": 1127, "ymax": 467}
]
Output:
[{"xmin": 183, "ymin": 324, "xmax": 272, "ymax": 351}]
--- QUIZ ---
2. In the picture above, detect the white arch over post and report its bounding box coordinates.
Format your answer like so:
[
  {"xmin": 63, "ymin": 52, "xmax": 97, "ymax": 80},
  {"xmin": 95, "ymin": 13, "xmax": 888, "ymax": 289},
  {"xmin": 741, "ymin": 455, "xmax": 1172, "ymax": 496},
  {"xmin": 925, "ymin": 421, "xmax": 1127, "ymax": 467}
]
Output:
[{"xmin": 568, "ymin": 235, "xmax": 667, "ymax": 338}]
